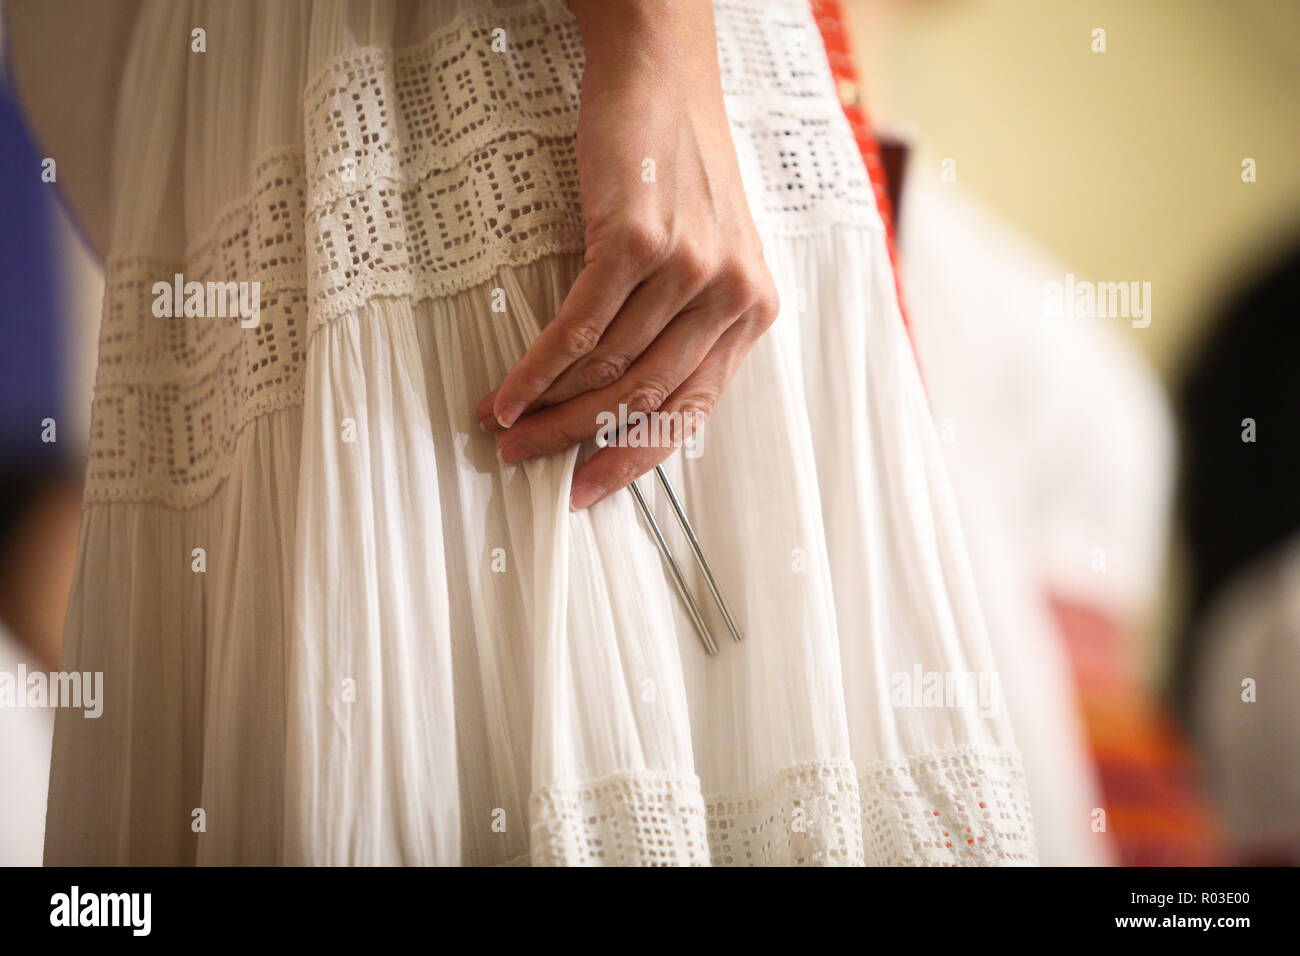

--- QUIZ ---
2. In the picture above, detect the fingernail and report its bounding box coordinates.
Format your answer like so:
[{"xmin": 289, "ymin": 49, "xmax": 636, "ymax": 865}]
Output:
[
  {"xmin": 478, "ymin": 413, "xmax": 497, "ymax": 433},
  {"xmin": 496, "ymin": 401, "xmax": 527, "ymax": 429},
  {"xmin": 499, "ymin": 439, "xmax": 540, "ymax": 464},
  {"xmin": 569, "ymin": 482, "xmax": 606, "ymax": 511}
]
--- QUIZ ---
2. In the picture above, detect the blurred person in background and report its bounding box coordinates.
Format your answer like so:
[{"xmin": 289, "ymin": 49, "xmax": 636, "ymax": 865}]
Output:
[{"xmin": 1177, "ymin": 237, "xmax": 1300, "ymax": 865}]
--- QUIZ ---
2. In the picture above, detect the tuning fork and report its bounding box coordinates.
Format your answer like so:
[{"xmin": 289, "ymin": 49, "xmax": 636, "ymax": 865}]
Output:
[{"xmin": 627, "ymin": 465, "xmax": 744, "ymax": 656}]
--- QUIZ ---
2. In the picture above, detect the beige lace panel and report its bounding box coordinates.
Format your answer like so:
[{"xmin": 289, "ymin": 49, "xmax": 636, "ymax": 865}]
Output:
[
  {"xmin": 89, "ymin": 150, "xmax": 311, "ymax": 505},
  {"xmin": 87, "ymin": 0, "xmax": 880, "ymax": 507},
  {"xmin": 302, "ymin": 8, "xmax": 588, "ymax": 322}
]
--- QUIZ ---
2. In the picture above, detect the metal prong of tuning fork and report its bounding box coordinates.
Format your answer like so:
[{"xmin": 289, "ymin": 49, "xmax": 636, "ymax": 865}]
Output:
[
  {"xmin": 652, "ymin": 465, "xmax": 744, "ymax": 644},
  {"xmin": 628, "ymin": 478, "xmax": 719, "ymax": 655}
]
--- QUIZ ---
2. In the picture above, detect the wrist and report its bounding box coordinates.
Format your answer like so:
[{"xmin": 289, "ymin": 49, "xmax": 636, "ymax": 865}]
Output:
[{"xmin": 569, "ymin": 0, "xmax": 716, "ymax": 76}]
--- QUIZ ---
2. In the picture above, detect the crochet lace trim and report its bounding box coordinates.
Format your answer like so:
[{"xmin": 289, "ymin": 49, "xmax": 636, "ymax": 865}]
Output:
[{"xmin": 526, "ymin": 746, "xmax": 1037, "ymax": 866}]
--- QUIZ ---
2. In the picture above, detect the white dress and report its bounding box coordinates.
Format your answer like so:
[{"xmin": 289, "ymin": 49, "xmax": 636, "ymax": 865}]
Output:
[{"xmin": 16, "ymin": 0, "xmax": 1036, "ymax": 865}]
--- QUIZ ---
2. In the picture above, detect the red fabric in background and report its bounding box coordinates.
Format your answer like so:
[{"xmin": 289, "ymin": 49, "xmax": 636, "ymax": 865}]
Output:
[
  {"xmin": 809, "ymin": 0, "xmax": 912, "ymax": 351},
  {"xmin": 1052, "ymin": 597, "xmax": 1222, "ymax": 866}
]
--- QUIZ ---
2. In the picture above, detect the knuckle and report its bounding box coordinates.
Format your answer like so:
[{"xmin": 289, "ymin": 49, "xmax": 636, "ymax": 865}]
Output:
[
  {"xmin": 670, "ymin": 399, "xmax": 712, "ymax": 445},
  {"xmin": 625, "ymin": 375, "xmax": 674, "ymax": 414},
  {"xmin": 676, "ymin": 395, "xmax": 716, "ymax": 424},
  {"xmin": 672, "ymin": 243, "xmax": 716, "ymax": 288},
  {"xmin": 753, "ymin": 282, "xmax": 781, "ymax": 328},
  {"xmin": 619, "ymin": 223, "xmax": 673, "ymax": 269},
  {"xmin": 717, "ymin": 259, "xmax": 767, "ymax": 311},
  {"xmin": 581, "ymin": 353, "xmax": 629, "ymax": 390},
  {"xmin": 558, "ymin": 321, "xmax": 603, "ymax": 358}
]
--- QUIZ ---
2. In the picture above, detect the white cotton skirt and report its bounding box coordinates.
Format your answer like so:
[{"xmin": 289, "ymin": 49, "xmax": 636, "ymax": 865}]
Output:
[{"xmin": 42, "ymin": 0, "xmax": 1036, "ymax": 865}]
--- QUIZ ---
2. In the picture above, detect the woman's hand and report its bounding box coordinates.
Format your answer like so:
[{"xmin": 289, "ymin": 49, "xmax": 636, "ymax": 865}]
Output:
[{"xmin": 475, "ymin": 0, "xmax": 779, "ymax": 510}]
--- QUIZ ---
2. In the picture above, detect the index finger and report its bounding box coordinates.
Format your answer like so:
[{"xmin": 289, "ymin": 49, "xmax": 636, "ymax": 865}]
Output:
[{"xmin": 490, "ymin": 256, "xmax": 633, "ymax": 428}]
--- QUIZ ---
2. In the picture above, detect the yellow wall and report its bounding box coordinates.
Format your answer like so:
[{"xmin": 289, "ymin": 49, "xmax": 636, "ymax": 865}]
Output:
[{"xmin": 845, "ymin": 0, "xmax": 1300, "ymax": 381}]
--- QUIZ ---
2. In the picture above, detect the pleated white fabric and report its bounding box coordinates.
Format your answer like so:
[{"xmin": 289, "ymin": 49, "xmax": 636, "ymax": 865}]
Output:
[{"xmin": 37, "ymin": 0, "xmax": 1036, "ymax": 865}]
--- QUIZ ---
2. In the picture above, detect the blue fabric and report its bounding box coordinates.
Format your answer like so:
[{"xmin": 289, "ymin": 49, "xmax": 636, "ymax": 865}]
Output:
[{"xmin": 0, "ymin": 81, "xmax": 61, "ymax": 462}]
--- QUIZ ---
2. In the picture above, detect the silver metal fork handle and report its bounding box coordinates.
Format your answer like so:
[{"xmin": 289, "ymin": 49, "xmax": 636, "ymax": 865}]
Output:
[
  {"xmin": 628, "ymin": 478, "xmax": 719, "ymax": 655},
  {"xmin": 653, "ymin": 465, "xmax": 744, "ymax": 643}
]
